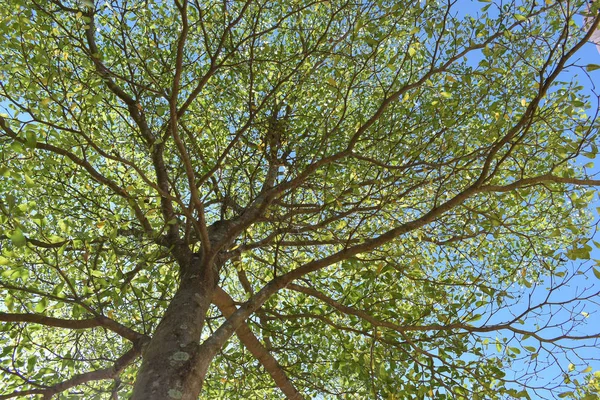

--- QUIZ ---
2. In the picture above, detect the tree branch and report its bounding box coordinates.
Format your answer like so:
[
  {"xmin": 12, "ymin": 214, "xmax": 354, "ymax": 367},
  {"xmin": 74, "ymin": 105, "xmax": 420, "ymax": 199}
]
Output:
[
  {"xmin": 0, "ymin": 346, "xmax": 140, "ymax": 400},
  {"xmin": 0, "ymin": 312, "xmax": 147, "ymax": 344},
  {"xmin": 0, "ymin": 116, "xmax": 153, "ymax": 235},
  {"xmin": 480, "ymin": 174, "xmax": 600, "ymax": 192},
  {"xmin": 169, "ymin": 0, "xmax": 211, "ymax": 255},
  {"xmin": 81, "ymin": 7, "xmax": 178, "ymax": 238},
  {"xmin": 212, "ymin": 287, "xmax": 304, "ymax": 400}
]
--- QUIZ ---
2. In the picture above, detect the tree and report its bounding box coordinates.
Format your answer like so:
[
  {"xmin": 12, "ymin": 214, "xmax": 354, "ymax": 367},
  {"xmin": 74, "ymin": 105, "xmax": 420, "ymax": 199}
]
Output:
[{"xmin": 1, "ymin": 0, "xmax": 600, "ymax": 398}]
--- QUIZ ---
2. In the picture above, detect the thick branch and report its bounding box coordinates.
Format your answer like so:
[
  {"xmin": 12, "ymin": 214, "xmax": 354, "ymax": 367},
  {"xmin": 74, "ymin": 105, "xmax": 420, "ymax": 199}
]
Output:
[
  {"xmin": 212, "ymin": 287, "xmax": 304, "ymax": 400},
  {"xmin": 0, "ymin": 312, "xmax": 146, "ymax": 343}
]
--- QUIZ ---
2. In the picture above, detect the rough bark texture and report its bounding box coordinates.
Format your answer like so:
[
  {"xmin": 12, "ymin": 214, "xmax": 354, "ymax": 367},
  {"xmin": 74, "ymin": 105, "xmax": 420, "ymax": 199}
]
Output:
[{"xmin": 131, "ymin": 257, "xmax": 216, "ymax": 400}]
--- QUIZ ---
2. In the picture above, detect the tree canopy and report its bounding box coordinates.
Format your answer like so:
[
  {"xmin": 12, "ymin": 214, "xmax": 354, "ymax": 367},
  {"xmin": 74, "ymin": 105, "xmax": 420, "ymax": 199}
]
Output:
[{"xmin": 1, "ymin": 0, "xmax": 600, "ymax": 399}]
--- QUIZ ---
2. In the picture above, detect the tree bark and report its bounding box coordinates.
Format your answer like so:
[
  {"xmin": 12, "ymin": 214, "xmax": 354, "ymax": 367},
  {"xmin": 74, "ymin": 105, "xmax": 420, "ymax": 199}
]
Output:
[{"xmin": 131, "ymin": 257, "xmax": 216, "ymax": 400}]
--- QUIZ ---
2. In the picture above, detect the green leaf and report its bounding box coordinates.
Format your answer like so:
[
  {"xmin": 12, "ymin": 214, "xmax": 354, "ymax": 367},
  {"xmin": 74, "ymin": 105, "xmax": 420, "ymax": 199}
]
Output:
[
  {"xmin": 468, "ymin": 314, "xmax": 482, "ymax": 322},
  {"xmin": 24, "ymin": 174, "xmax": 35, "ymax": 188},
  {"xmin": 10, "ymin": 142, "xmax": 24, "ymax": 154},
  {"xmin": 35, "ymin": 298, "xmax": 48, "ymax": 313},
  {"xmin": 558, "ymin": 392, "xmax": 574, "ymax": 398},
  {"xmin": 9, "ymin": 228, "xmax": 27, "ymax": 247},
  {"xmin": 586, "ymin": 64, "xmax": 600, "ymax": 72},
  {"xmin": 514, "ymin": 14, "xmax": 527, "ymax": 21},
  {"xmin": 515, "ymin": 391, "xmax": 530, "ymax": 399},
  {"xmin": 593, "ymin": 268, "xmax": 600, "ymax": 280},
  {"xmin": 365, "ymin": 37, "xmax": 378, "ymax": 47},
  {"xmin": 25, "ymin": 131, "xmax": 37, "ymax": 148},
  {"xmin": 27, "ymin": 356, "xmax": 36, "ymax": 372}
]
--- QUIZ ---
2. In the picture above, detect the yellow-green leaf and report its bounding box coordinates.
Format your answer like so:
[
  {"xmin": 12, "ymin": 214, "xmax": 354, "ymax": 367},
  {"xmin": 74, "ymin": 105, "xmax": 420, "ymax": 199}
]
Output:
[
  {"xmin": 586, "ymin": 64, "xmax": 600, "ymax": 72},
  {"xmin": 90, "ymin": 270, "xmax": 104, "ymax": 278},
  {"xmin": 25, "ymin": 174, "xmax": 35, "ymax": 188},
  {"xmin": 10, "ymin": 228, "xmax": 27, "ymax": 247},
  {"xmin": 35, "ymin": 298, "xmax": 48, "ymax": 313}
]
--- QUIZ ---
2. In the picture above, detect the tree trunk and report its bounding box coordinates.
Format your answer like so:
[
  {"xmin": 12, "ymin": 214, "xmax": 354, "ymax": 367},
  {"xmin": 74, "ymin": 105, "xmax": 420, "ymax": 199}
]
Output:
[{"xmin": 131, "ymin": 259, "xmax": 216, "ymax": 400}]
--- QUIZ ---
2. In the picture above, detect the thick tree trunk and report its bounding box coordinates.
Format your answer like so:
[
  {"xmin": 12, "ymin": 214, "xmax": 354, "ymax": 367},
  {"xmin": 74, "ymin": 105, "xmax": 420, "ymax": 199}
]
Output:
[{"xmin": 131, "ymin": 259, "xmax": 216, "ymax": 400}]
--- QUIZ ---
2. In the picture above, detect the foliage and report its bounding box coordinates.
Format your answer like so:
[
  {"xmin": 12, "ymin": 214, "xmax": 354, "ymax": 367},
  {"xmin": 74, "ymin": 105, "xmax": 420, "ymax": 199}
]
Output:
[
  {"xmin": 1, "ymin": 0, "xmax": 600, "ymax": 399},
  {"xmin": 569, "ymin": 370, "xmax": 600, "ymax": 399}
]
